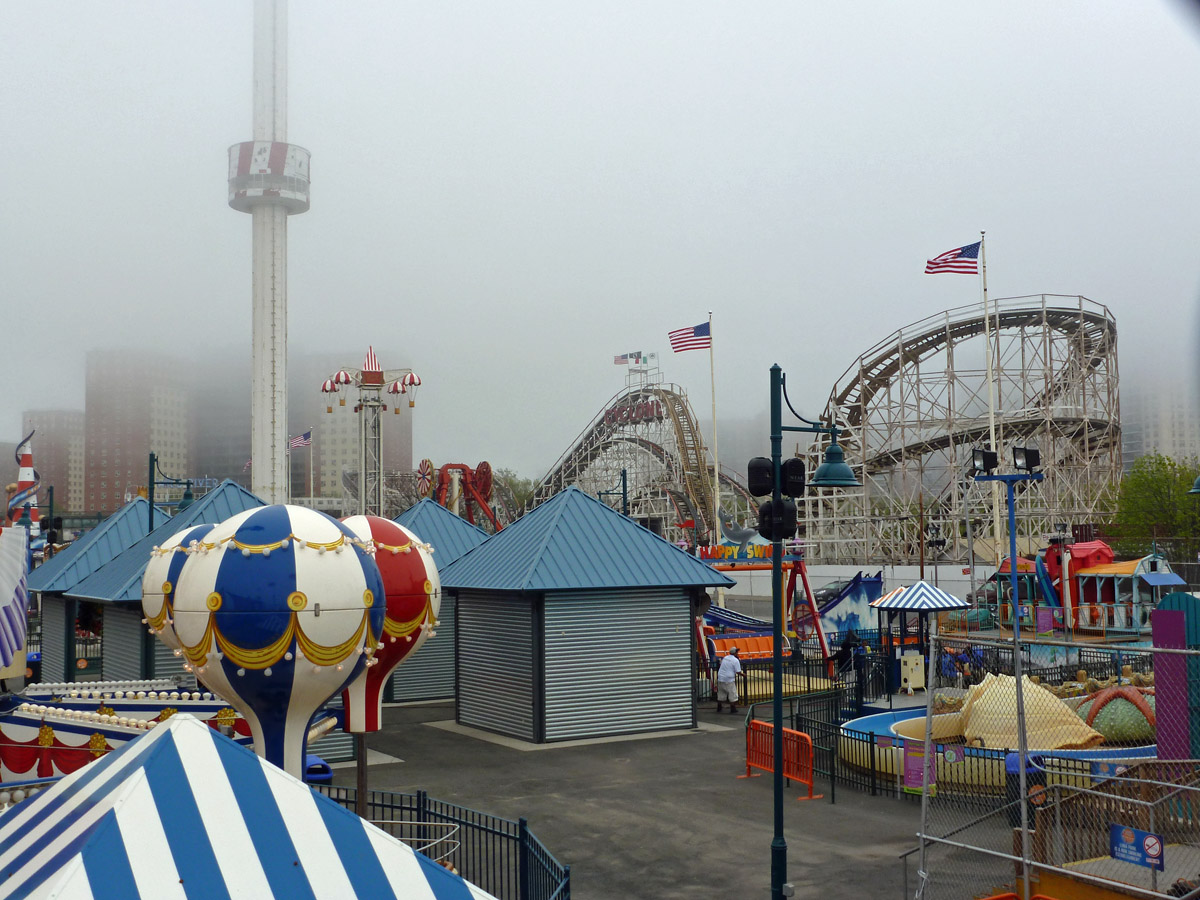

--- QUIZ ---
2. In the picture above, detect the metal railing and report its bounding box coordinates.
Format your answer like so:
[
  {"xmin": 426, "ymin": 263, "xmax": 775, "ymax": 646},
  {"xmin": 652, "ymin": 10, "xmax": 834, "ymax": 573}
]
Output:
[{"xmin": 316, "ymin": 786, "xmax": 570, "ymax": 900}]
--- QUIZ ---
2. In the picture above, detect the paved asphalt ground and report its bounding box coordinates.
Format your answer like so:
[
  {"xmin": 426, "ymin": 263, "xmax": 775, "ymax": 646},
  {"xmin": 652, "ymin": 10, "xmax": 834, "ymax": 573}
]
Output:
[{"xmin": 339, "ymin": 699, "xmax": 923, "ymax": 900}]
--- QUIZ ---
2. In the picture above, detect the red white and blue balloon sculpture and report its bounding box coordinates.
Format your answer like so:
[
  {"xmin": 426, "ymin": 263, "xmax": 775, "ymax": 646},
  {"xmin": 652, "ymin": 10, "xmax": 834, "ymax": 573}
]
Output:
[
  {"xmin": 141, "ymin": 523, "xmax": 218, "ymax": 652},
  {"xmin": 150, "ymin": 506, "xmax": 386, "ymax": 777},
  {"xmin": 339, "ymin": 516, "xmax": 440, "ymax": 732}
]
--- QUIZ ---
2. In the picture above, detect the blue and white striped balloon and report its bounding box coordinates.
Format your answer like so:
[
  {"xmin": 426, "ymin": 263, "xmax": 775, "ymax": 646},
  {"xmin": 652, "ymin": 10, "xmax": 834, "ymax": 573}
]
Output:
[
  {"xmin": 171, "ymin": 505, "xmax": 385, "ymax": 777},
  {"xmin": 141, "ymin": 523, "xmax": 217, "ymax": 651}
]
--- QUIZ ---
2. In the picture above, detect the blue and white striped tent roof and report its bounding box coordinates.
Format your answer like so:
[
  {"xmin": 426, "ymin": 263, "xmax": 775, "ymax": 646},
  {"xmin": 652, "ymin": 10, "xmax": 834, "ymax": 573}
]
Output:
[
  {"xmin": 870, "ymin": 581, "xmax": 968, "ymax": 611},
  {"xmin": 0, "ymin": 714, "xmax": 498, "ymax": 900}
]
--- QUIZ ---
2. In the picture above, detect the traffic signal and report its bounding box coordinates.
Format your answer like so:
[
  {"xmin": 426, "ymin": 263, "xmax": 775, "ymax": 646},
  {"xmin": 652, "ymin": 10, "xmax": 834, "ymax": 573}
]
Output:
[
  {"xmin": 756, "ymin": 497, "xmax": 797, "ymax": 541},
  {"xmin": 747, "ymin": 457, "xmax": 773, "ymax": 496},
  {"xmin": 781, "ymin": 458, "xmax": 805, "ymax": 496},
  {"xmin": 748, "ymin": 457, "xmax": 806, "ymax": 498}
]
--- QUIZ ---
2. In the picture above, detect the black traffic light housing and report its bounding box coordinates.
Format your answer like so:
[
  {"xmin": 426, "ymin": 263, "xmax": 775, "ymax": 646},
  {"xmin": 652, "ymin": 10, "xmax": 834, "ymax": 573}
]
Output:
[
  {"xmin": 756, "ymin": 498, "xmax": 797, "ymax": 541},
  {"xmin": 748, "ymin": 457, "xmax": 806, "ymax": 498},
  {"xmin": 747, "ymin": 457, "xmax": 773, "ymax": 496},
  {"xmin": 781, "ymin": 458, "xmax": 805, "ymax": 497}
]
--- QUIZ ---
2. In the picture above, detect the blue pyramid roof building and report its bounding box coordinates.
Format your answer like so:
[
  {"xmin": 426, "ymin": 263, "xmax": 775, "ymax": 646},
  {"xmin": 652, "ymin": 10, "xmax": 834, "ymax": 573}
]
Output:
[
  {"xmin": 27, "ymin": 498, "xmax": 165, "ymax": 595},
  {"xmin": 68, "ymin": 480, "xmax": 266, "ymax": 603},
  {"xmin": 394, "ymin": 498, "xmax": 490, "ymax": 566},
  {"xmin": 439, "ymin": 486, "xmax": 735, "ymax": 592}
]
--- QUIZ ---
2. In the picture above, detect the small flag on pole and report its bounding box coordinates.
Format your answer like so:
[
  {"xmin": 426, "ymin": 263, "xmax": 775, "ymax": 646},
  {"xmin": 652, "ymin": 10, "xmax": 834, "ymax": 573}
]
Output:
[
  {"xmin": 925, "ymin": 241, "xmax": 981, "ymax": 274},
  {"xmin": 288, "ymin": 431, "xmax": 312, "ymax": 450},
  {"xmin": 668, "ymin": 322, "xmax": 711, "ymax": 352},
  {"xmin": 614, "ymin": 351, "xmax": 645, "ymax": 365},
  {"xmin": 242, "ymin": 458, "xmax": 252, "ymax": 473}
]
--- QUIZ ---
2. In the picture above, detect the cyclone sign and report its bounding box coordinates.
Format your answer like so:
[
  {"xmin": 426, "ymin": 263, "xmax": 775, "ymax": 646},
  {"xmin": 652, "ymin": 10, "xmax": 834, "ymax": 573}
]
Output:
[{"xmin": 604, "ymin": 399, "xmax": 664, "ymax": 427}]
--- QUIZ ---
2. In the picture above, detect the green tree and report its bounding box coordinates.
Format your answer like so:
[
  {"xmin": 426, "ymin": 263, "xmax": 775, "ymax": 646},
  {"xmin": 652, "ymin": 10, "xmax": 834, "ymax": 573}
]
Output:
[
  {"xmin": 494, "ymin": 468, "xmax": 537, "ymax": 515},
  {"xmin": 1111, "ymin": 453, "xmax": 1200, "ymax": 559}
]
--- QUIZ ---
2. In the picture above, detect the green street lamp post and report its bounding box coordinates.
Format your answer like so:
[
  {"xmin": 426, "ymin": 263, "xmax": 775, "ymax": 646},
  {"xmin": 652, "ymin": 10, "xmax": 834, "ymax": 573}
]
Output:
[
  {"xmin": 750, "ymin": 364, "xmax": 859, "ymax": 900},
  {"xmin": 147, "ymin": 452, "xmax": 196, "ymax": 533}
]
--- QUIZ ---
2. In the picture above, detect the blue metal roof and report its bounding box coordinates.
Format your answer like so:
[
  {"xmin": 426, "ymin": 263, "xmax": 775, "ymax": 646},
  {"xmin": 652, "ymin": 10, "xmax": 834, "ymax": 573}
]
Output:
[
  {"xmin": 1141, "ymin": 571, "xmax": 1186, "ymax": 587},
  {"xmin": 68, "ymin": 481, "xmax": 266, "ymax": 604},
  {"xmin": 394, "ymin": 498, "xmax": 490, "ymax": 566},
  {"xmin": 439, "ymin": 486, "xmax": 735, "ymax": 592},
  {"xmin": 27, "ymin": 498, "xmax": 163, "ymax": 595}
]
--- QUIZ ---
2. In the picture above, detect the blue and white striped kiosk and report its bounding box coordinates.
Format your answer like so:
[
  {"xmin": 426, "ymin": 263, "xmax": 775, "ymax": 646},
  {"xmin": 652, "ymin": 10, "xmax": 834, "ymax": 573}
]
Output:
[{"xmin": 0, "ymin": 714, "xmax": 499, "ymax": 899}]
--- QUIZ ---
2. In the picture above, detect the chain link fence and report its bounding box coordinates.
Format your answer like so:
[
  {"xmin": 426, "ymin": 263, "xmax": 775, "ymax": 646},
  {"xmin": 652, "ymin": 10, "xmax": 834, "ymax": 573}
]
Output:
[{"xmin": 911, "ymin": 630, "xmax": 1200, "ymax": 900}]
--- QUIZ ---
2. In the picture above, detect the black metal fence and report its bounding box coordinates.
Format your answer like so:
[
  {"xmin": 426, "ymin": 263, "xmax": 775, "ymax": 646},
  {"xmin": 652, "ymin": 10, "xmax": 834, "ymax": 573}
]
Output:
[
  {"xmin": 699, "ymin": 648, "xmax": 889, "ymax": 715},
  {"xmin": 315, "ymin": 785, "xmax": 569, "ymax": 900},
  {"xmin": 744, "ymin": 686, "xmax": 918, "ymax": 803}
]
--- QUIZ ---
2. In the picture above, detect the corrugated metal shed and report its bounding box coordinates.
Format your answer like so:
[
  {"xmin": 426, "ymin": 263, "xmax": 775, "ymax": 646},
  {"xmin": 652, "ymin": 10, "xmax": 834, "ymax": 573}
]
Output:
[
  {"xmin": 28, "ymin": 498, "xmax": 164, "ymax": 595},
  {"xmin": 439, "ymin": 486, "xmax": 734, "ymax": 592},
  {"xmin": 394, "ymin": 498, "xmax": 489, "ymax": 565},
  {"xmin": 68, "ymin": 481, "xmax": 266, "ymax": 604}
]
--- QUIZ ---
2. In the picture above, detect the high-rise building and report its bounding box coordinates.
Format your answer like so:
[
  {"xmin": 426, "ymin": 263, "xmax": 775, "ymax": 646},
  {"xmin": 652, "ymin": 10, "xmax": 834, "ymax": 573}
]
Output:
[
  {"xmin": 188, "ymin": 350, "xmax": 252, "ymax": 490},
  {"xmin": 1121, "ymin": 379, "xmax": 1200, "ymax": 470},
  {"xmin": 20, "ymin": 410, "xmax": 85, "ymax": 512},
  {"xmin": 84, "ymin": 350, "xmax": 190, "ymax": 514}
]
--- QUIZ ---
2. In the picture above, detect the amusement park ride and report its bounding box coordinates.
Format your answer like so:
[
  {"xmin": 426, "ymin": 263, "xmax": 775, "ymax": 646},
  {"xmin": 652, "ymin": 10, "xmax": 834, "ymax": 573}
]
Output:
[{"xmin": 530, "ymin": 361, "xmax": 755, "ymax": 546}]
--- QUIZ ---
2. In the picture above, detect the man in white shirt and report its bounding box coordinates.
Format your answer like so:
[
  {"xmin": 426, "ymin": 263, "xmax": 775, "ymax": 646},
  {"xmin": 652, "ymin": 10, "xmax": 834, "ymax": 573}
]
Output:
[{"xmin": 715, "ymin": 645, "xmax": 742, "ymax": 714}]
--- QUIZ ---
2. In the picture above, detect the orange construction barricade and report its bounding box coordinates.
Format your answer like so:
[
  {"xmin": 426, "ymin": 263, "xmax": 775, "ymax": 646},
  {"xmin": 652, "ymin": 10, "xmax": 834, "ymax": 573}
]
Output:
[{"xmin": 738, "ymin": 718, "xmax": 821, "ymax": 800}]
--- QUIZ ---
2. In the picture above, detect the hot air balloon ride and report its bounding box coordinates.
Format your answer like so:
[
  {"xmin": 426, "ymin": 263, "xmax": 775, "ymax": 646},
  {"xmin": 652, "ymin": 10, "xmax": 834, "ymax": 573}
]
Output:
[
  {"xmin": 339, "ymin": 515, "xmax": 440, "ymax": 731},
  {"xmin": 141, "ymin": 523, "xmax": 218, "ymax": 652},
  {"xmin": 167, "ymin": 505, "xmax": 385, "ymax": 777}
]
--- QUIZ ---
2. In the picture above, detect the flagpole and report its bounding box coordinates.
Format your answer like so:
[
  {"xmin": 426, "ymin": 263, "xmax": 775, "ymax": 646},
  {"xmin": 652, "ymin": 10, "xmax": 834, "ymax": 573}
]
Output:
[
  {"xmin": 981, "ymin": 231, "xmax": 1002, "ymax": 570},
  {"xmin": 708, "ymin": 311, "xmax": 720, "ymax": 543},
  {"xmin": 308, "ymin": 427, "xmax": 313, "ymax": 499}
]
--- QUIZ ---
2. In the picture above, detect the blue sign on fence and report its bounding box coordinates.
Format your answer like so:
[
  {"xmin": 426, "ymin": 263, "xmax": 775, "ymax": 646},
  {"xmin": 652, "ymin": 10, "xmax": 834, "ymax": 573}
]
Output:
[{"xmin": 1109, "ymin": 823, "xmax": 1164, "ymax": 870}]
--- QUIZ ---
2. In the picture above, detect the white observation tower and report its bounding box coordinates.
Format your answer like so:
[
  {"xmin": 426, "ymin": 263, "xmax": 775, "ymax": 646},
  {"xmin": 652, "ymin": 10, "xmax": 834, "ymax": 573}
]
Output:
[{"xmin": 228, "ymin": 0, "xmax": 310, "ymax": 504}]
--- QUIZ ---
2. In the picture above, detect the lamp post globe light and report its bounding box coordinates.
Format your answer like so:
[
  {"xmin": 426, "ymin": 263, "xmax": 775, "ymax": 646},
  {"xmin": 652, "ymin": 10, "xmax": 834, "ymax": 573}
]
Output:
[{"xmin": 747, "ymin": 364, "xmax": 860, "ymax": 900}]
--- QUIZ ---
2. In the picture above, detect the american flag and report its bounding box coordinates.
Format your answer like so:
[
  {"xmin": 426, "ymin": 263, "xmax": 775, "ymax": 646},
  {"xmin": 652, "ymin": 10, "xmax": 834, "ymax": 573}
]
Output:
[
  {"xmin": 925, "ymin": 241, "xmax": 981, "ymax": 274},
  {"xmin": 288, "ymin": 431, "xmax": 312, "ymax": 450},
  {"xmin": 242, "ymin": 458, "xmax": 252, "ymax": 473},
  {"xmin": 614, "ymin": 351, "xmax": 643, "ymax": 365},
  {"xmin": 668, "ymin": 322, "xmax": 711, "ymax": 352}
]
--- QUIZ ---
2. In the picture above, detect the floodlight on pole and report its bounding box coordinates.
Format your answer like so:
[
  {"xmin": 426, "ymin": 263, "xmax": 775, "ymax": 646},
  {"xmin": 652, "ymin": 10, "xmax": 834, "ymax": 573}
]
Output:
[
  {"xmin": 971, "ymin": 458, "xmax": 1044, "ymax": 900},
  {"xmin": 1013, "ymin": 446, "xmax": 1040, "ymax": 473}
]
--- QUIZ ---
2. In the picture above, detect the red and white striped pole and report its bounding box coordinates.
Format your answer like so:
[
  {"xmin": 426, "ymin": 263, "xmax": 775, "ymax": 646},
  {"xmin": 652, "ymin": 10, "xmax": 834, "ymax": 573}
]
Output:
[{"xmin": 7, "ymin": 440, "xmax": 40, "ymax": 535}]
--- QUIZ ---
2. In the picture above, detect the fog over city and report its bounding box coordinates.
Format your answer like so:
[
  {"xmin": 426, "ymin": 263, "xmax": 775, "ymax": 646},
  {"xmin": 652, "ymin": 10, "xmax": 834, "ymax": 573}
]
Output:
[{"xmin": 3, "ymin": 2, "xmax": 1199, "ymax": 480}]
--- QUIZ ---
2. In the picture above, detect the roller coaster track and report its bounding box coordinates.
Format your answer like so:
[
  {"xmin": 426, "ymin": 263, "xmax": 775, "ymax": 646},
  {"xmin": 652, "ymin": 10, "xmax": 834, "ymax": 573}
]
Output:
[
  {"xmin": 798, "ymin": 294, "xmax": 1121, "ymax": 564},
  {"xmin": 822, "ymin": 297, "xmax": 1118, "ymax": 483},
  {"xmin": 829, "ymin": 298, "xmax": 1116, "ymax": 429},
  {"xmin": 530, "ymin": 383, "xmax": 753, "ymax": 542},
  {"xmin": 861, "ymin": 416, "xmax": 1117, "ymax": 473}
]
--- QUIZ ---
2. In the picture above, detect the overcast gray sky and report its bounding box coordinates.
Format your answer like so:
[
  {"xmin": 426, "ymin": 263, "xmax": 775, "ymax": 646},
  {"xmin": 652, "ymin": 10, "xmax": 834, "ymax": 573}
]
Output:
[{"xmin": 3, "ymin": 1, "xmax": 1198, "ymax": 479}]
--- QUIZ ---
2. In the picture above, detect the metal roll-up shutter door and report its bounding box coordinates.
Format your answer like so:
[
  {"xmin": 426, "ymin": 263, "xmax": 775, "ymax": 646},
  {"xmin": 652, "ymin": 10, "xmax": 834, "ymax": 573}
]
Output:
[
  {"xmin": 153, "ymin": 636, "xmax": 196, "ymax": 687},
  {"xmin": 388, "ymin": 591, "xmax": 456, "ymax": 701},
  {"xmin": 40, "ymin": 596, "xmax": 66, "ymax": 684},
  {"xmin": 544, "ymin": 589, "xmax": 693, "ymax": 741},
  {"xmin": 457, "ymin": 591, "xmax": 535, "ymax": 740},
  {"xmin": 309, "ymin": 695, "xmax": 355, "ymax": 763},
  {"xmin": 102, "ymin": 606, "xmax": 145, "ymax": 682}
]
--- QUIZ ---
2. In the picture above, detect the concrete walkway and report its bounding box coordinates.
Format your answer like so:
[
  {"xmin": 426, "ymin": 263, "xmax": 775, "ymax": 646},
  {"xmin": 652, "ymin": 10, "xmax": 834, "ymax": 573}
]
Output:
[{"xmin": 347, "ymin": 699, "xmax": 923, "ymax": 900}]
